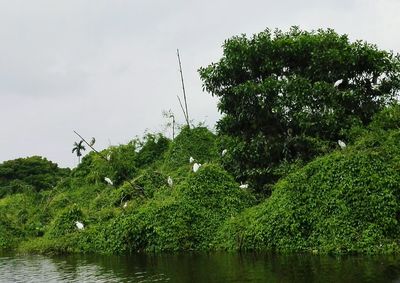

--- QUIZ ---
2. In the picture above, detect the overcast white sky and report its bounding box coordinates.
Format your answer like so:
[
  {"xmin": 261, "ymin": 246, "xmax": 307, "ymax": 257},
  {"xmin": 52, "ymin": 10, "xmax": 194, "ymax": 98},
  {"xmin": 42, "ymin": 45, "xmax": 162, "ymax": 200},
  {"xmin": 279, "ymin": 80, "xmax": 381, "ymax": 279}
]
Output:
[{"xmin": 1, "ymin": 0, "xmax": 399, "ymax": 168}]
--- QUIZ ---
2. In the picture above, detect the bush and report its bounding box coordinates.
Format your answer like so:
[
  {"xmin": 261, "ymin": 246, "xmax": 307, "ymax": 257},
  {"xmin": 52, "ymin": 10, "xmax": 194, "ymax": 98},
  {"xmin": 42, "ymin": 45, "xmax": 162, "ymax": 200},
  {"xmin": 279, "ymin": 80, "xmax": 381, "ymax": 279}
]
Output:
[
  {"xmin": 135, "ymin": 133, "xmax": 170, "ymax": 168},
  {"xmin": 0, "ymin": 156, "xmax": 70, "ymax": 197},
  {"xmin": 100, "ymin": 164, "xmax": 255, "ymax": 253},
  {"xmin": 72, "ymin": 134, "xmax": 170, "ymax": 188},
  {"xmin": 131, "ymin": 169, "xmax": 168, "ymax": 198},
  {"xmin": 0, "ymin": 219, "xmax": 18, "ymax": 249},
  {"xmin": 163, "ymin": 126, "xmax": 218, "ymax": 171},
  {"xmin": 47, "ymin": 205, "xmax": 85, "ymax": 238},
  {"xmin": 217, "ymin": 127, "xmax": 400, "ymax": 254}
]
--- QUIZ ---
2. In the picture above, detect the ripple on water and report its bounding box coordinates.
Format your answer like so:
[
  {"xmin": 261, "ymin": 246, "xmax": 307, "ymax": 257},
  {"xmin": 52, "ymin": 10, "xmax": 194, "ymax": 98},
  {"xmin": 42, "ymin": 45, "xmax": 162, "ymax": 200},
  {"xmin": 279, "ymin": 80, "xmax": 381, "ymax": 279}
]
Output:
[
  {"xmin": 0, "ymin": 254, "xmax": 170, "ymax": 283},
  {"xmin": 1, "ymin": 253, "xmax": 400, "ymax": 283}
]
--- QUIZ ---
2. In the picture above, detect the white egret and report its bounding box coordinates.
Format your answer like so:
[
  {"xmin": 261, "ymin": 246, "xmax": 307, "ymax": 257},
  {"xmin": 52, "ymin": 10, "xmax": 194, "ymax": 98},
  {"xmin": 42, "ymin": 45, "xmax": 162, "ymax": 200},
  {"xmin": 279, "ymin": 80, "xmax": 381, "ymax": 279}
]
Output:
[
  {"xmin": 239, "ymin": 183, "xmax": 249, "ymax": 189},
  {"xmin": 123, "ymin": 202, "xmax": 128, "ymax": 208},
  {"xmin": 189, "ymin": 156, "xmax": 195, "ymax": 163},
  {"xmin": 192, "ymin": 163, "xmax": 201, "ymax": 173},
  {"xmin": 334, "ymin": 79, "xmax": 343, "ymax": 88},
  {"xmin": 338, "ymin": 140, "xmax": 346, "ymax": 149},
  {"xmin": 167, "ymin": 176, "xmax": 173, "ymax": 187},
  {"xmin": 75, "ymin": 221, "xmax": 84, "ymax": 230},
  {"xmin": 104, "ymin": 177, "xmax": 113, "ymax": 186},
  {"xmin": 221, "ymin": 149, "xmax": 227, "ymax": 157}
]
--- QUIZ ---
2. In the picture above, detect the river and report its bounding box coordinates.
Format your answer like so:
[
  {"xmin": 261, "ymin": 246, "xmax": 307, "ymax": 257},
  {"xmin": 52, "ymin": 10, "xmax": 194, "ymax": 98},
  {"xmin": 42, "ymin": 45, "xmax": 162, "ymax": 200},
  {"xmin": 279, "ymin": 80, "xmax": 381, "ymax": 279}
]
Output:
[{"xmin": 1, "ymin": 252, "xmax": 400, "ymax": 282}]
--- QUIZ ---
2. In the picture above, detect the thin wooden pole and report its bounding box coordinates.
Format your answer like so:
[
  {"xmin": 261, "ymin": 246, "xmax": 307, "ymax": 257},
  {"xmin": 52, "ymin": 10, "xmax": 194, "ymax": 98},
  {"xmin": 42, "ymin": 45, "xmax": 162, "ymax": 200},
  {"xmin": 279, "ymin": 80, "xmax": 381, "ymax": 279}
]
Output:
[
  {"xmin": 177, "ymin": 95, "xmax": 187, "ymax": 126},
  {"xmin": 74, "ymin": 130, "xmax": 107, "ymax": 161},
  {"xmin": 177, "ymin": 49, "xmax": 190, "ymax": 127},
  {"xmin": 172, "ymin": 114, "xmax": 175, "ymax": 140}
]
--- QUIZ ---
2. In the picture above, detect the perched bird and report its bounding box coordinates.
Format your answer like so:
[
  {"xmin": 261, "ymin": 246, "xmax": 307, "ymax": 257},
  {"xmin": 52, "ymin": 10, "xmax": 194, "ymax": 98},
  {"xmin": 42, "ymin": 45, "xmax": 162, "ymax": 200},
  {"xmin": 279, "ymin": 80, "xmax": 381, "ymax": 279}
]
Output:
[
  {"xmin": 333, "ymin": 79, "xmax": 343, "ymax": 88},
  {"xmin": 123, "ymin": 202, "xmax": 128, "ymax": 208},
  {"xmin": 167, "ymin": 176, "xmax": 173, "ymax": 187},
  {"xmin": 192, "ymin": 163, "xmax": 201, "ymax": 173},
  {"xmin": 221, "ymin": 149, "xmax": 227, "ymax": 157},
  {"xmin": 106, "ymin": 154, "xmax": 111, "ymax": 161},
  {"xmin": 338, "ymin": 140, "xmax": 346, "ymax": 149},
  {"xmin": 75, "ymin": 221, "xmax": 84, "ymax": 230},
  {"xmin": 189, "ymin": 156, "xmax": 195, "ymax": 163},
  {"xmin": 239, "ymin": 183, "xmax": 249, "ymax": 189},
  {"xmin": 89, "ymin": 137, "xmax": 96, "ymax": 146},
  {"xmin": 104, "ymin": 177, "xmax": 113, "ymax": 186}
]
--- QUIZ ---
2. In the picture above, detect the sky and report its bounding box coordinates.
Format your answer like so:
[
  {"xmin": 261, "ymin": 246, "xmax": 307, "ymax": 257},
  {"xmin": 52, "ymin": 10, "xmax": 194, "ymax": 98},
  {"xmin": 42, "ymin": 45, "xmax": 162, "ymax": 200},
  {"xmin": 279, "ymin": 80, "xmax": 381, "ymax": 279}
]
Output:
[{"xmin": 1, "ymin": 0, "xmax": 399, "ymax": 168}]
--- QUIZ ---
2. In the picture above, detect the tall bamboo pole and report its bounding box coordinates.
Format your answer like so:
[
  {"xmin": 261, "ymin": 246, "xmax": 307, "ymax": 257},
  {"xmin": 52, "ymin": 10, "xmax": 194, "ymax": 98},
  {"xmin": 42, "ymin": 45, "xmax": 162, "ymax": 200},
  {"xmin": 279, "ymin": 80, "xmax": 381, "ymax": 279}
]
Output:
[{"xmin": 177, "ymin": 49, "xmax": 190, "ymax": 127}]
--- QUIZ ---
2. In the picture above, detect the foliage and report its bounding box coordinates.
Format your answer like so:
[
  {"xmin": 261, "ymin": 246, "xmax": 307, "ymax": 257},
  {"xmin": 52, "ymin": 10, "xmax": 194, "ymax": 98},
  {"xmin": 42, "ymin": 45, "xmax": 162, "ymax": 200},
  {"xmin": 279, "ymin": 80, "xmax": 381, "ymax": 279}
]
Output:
[
  {"xmin": 2, "ymin": 27, "xmax": 400, "ymax": 257},
  {"xmin": 0, "ymin": 156, "xmax": 70, "ymax": 197},
  {"xmin": 368, "ymin": 102, "xmax": 400, "ymax": 131},
  {"xmin": 73, "ymin": 133, "xmax": 169, "ymax": 187},
  {"xmin": 47, "ymin": 205, "xmax": 84, "ymax": 238},
  {"xmin": 0, "ymin": 192, "xmax": 48, "ymax": 249},
  {"xmin": 98, "ymin": 164, "xmax": 254, "ymax": 253},
  {"xmin": 130, "ymin": 169, "xmax": 168, "ymax": 198},
  {"xmin": 135, "ymin": 133, "xmax": 170, "ymax": 168},
  {"xmin": 216, "ymin": 123, "xmax": 400, "ymax": 254},
  {"xmin": 163, "ymin": 126, "xmax": 218, "ymax": 171},
  {"xmin": 174, "ymin": 164, "xmax": 255, "ymax": 249},
  {"xmin": 0, "ymin": 219, "xmax": 17, "ymax": 249},
  {"xmin": 199, "ymin": 27, "xmax": 400, "ymax": 193},
  {"xmin": 72, "ymin": 140, "xmax": 86, "ymax": 164},
  {"xmin": 0, "ymin": 117, "xmax": 399, "ymax": 255}
]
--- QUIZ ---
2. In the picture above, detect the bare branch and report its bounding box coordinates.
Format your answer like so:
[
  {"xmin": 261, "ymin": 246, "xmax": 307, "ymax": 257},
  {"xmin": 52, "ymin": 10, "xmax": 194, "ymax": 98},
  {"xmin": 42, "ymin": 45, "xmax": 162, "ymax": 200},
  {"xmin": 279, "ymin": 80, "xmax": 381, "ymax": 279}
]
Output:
[
  {"xmin": 73, "ymin": 130, "xmax": 108, "ymax": 161},
  {"xmin": 73, "ymin": 130, "xmax": 144, "ymax": 196}
]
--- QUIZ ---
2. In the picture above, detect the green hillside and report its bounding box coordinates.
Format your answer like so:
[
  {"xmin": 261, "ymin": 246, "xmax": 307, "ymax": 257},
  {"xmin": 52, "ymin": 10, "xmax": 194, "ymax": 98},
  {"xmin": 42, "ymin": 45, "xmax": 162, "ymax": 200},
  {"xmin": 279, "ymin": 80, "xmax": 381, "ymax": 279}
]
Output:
[{"xmin": 1, "ymin": 28, "xmax": 400, "ymax": 255}]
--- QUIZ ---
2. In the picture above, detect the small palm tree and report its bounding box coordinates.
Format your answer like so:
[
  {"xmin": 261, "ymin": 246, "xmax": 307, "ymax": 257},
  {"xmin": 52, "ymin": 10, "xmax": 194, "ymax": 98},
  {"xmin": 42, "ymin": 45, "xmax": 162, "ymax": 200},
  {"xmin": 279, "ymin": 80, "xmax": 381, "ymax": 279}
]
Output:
[{"xmin": 72, "ymin": 140, "xmax": 86, "ymax": 164}]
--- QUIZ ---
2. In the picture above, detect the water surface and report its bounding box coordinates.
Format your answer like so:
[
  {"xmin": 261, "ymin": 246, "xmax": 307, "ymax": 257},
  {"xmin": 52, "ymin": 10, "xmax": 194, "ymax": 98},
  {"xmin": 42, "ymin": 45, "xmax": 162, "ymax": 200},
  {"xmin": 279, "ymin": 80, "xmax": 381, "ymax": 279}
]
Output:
[{"xmin": 1, "ymin": 252, "xmax": 400, "ymax": 282}]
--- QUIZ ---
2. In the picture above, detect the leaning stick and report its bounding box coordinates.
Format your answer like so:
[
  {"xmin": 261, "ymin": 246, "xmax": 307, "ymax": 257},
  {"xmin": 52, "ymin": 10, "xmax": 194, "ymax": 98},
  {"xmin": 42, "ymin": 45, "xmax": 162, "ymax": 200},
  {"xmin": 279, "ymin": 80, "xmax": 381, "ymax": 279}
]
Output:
[
  {"xmin": 73, "ymin": 130, "xmax": 144, "ymax": 196},
  {"xmin": 177, "ymin": 49, "xmax": 190, "ymax": 127}
]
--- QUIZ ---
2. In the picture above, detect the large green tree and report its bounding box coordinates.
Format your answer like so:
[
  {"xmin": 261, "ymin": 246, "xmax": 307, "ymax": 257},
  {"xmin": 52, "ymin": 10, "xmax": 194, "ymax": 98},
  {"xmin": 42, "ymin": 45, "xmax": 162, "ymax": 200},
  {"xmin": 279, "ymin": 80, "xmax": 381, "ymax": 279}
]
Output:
[
  {"xmin": 199, "ymin": 27, "xmax": 400, "ymax": 194},
  {"xmin": 0, "ymin": 156, "xmax": 70, "ymax": 196}
]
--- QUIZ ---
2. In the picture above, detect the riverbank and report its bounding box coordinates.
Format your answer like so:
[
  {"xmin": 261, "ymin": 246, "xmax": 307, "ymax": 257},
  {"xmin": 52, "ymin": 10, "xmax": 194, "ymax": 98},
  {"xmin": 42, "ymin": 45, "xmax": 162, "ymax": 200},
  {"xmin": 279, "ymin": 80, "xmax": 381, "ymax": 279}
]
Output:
[{"xmin": 1, "ymin": 105, "xmax": 400, "ymax": 256}]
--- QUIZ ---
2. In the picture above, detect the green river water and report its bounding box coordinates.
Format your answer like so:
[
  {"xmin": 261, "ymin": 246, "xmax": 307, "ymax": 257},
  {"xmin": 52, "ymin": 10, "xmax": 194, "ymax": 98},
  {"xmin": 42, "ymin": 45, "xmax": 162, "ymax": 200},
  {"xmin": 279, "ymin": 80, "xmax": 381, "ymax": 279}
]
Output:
[{"xmin": 1, "ymin": 252, "xmax": 400, "ymax": 282}]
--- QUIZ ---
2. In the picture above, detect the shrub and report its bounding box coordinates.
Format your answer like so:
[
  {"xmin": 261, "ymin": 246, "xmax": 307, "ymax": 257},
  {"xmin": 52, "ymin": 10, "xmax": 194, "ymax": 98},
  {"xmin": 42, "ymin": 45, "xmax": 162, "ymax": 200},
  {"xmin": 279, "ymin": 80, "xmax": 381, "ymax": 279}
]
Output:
[
  {"xmin": 47, "ymin": 205, "xmax": 85, "ymax": 238},
  {"xmin": 163, "ymin": 126, "xmax": 218, "ymax": 171},
  {"xmin": 101, "ymin": 164, "xmax": 255, "ymax": 253},
  {"xmin": 217, "ymin": 128, "xmax": 400, "ymax": 254},
  {"xmin": 0, "ymin": 156, "xmax": 70, "ymax": 197}
]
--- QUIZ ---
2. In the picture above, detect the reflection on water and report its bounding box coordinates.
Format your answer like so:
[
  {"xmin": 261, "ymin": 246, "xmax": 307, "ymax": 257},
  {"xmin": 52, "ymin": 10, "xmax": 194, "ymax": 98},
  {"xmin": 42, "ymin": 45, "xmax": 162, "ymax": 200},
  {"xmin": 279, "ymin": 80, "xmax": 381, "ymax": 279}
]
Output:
[{"xmin": 1, "ymin": 252, "xmax": 400, "ymax": 282}]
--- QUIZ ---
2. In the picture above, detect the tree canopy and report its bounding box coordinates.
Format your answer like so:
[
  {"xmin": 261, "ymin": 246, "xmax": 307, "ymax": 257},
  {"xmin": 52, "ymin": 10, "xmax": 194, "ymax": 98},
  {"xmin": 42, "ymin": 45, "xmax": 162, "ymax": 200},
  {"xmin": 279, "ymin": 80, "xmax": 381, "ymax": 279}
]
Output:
[
  {"xmin": 199, "ymin": 27, "xmax": 400, "ymax": 194},
  {"xmin": 0, "ymin": 156, "xmax": 70, "ymax": 197}
]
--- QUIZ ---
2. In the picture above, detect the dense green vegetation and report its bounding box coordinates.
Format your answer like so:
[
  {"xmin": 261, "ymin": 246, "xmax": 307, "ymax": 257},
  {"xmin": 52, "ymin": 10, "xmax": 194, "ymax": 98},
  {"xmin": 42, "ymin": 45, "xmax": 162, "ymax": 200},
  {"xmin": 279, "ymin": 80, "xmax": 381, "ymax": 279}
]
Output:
[
  {"xmin": 0, "ymin": 28, "xmax": 399, "ymax": 255},
  {"xmin": 1, "ymin": 106, "xmax": 399, "ymax": 255},
  {"xmin": 199, "ymin": 27, "xmax": 400, "ymax": 194},
  {"xmin": 0, "ymin": 126, "xmax": 254, "ymax": 254},
  {"xmin": 216, "ymin": 106, "xmax": 400, "ymax": 254},
  {"xmin": 0, "ymin": 156, "xmax": 70, "ymax": 197}
]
